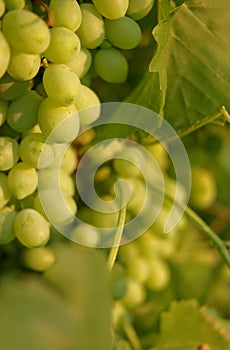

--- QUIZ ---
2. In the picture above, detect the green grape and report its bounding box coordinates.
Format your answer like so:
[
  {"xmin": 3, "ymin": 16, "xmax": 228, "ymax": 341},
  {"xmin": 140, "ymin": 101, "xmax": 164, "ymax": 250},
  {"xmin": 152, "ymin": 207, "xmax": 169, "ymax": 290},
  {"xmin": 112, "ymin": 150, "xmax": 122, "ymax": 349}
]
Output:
[
  {"xmin": 126, "ymin": 256, "xmax": 150, "ymax": 283},
  {"xmin": 121, "ymin": 279, "xmax": 146, "ymax": 309},
  {"xmin": 49, "ymin": 0, "xmax": 82, "ymax": 32},
  {"xmin": 70, "ymin": 224, "xmax": 100, "ymax": 246},
  {"xmin": 145, "ymin": 257, "xmax": 171, "ymax": 291},
  {"xmin": 43, "ymin": 64, "xmax": 80, "ymax": 106},
  {"xmin": 4, "ymin": 0, "xmax": 25, "ymax": 10},
  {"xmin": 137, "ymin": 230, "xmax": 175, "ymax": 258},
  {"xmin": 0, "ymin": 121, "xmax": 20, "ymax": 138},
  {"xmin": 0, "ymin": 31, "xmax": 11, "ymax": 79},
  {"xmin": 104, "ymin": 17, "xmax": 142, "ymax": 50},
  {"xmin": 2, "ymin": 9, "xmax": 50, "ymax": 54},
  {"xmin": 189, "ymin": 167, "xmax": 217, "ymax": 210},
  {"xmin": 21, "ymin": 123, "xmax": 41, "ymax": 137},
  {"xmin": 38, "ymin": 97, "xmax": 80, "ymax": 143},
  {"xmin": 19, "ymin": 133, "xmax": 55, "ymax": 169},
  {"xmin": 0, "ymin": 0, "xmax": 6, "ymax": 17},
  {"xmin": 93, "ymin": 0, "xmax": 129, "ymax": 19},
  {"xmin": 7, "ymin": 90, "xmax": 42, "ymax": 132},
  {"xmin": 74, "ymin": 84, "xmax": 101, "ymax": 124},
  {"xmin": 66, "ymin": 47, "xmax": 92, "ymax": 79},
  {"xmin": 76, "ymin": 4, "xmax": 105, "ymax": 49},
  {"xmin": 0, "ymin": 172, "xmax": 11, "ymax": 209},
  {"xmin": 0, "ymin": 99, "xmax": 8, "ymax": 126},
  {"xmin": 113, "ymin": 147, "xmax": 145, "ymax": 177},
  {"xmin": 36, "ymin": 188, "xmax": 77, "ymax": 225},
  {"xmin": 94, "ymin": 48, "xmax": 128, "ymax": 83},
  {"xmin": 7, "ymin": 51, "xmax": 41, "ymax": 81},
  {"xmin": 61, "ymin": 145, "xmax": 78, "ymax": 174},
  {"xmin": 144, "ymin": 142, "xmax": 169, "ymax": 171},
  {"xmin": 22, "ymin": 246, "xmax": 55, "ymax": 271},
  {"xmin": 38, "ymin": 168, "xmax": 75, "ymax": 197},
  {"xmin": 0, "ymin": 136, "xmax": 19, "ymax": 171},
  {"xmin": 127, "ymin": 0, "xmax": 155, "ymax": 20},
  {"xmin": 0, "ymin": 73, "xmax": 33, "ymax": 101},
  {"xmin": 124, "ymin": 178, "xmax": 146, "ymax": 215},
  {"xmin": 14, "ymin": 208, "xmax": 50, "ymax": 248},
  {"xmin": 7, "ymin": 162, "xmax": 38, "ymax": 200},
  {"xmin": 118, "ymin": 241, "xmax": 139, "ymax": 265},
  {"xmin": 43, "ymin": 27, "xmax": 81, "ymax": 64},
  {"xmin": 0, "ymin": 207, "xmax": 17, "ymax": 244}
]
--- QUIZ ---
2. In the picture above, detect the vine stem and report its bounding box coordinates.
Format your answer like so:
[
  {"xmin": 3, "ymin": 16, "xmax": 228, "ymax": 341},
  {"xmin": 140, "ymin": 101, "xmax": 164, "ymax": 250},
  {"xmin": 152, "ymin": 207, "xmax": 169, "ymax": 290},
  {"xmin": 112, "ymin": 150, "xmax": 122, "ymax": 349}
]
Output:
[
  {"xmin": 107, "ymin": 204, "xmax": 126, "ymax": 271},
  {"xmin": 184, "ymin": 205, "xmax": 230, "ymax": 268},
  {"xmin": 122, "ymin": 318, "xmax": 142, "ymax": 350},
  {"xmin": 163, "ymin": 190, "xmax": 230, "ymax": 268}
]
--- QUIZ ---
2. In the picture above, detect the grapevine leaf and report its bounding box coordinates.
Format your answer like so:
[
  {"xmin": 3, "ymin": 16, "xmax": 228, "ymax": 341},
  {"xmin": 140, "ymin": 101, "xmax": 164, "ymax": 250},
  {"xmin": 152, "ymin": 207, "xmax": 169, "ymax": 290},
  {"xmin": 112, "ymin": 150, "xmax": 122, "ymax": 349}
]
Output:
[
  {"xmin": 128, "ymin": 0, "xmax": 230, "ymax": 136},
  {"xmin": 0, "ymin": 244, "xmax": 112, "ymax": 350},
  {"xmin": 154, "ymin": 300, "xmax": 230, "ymax": 349}
]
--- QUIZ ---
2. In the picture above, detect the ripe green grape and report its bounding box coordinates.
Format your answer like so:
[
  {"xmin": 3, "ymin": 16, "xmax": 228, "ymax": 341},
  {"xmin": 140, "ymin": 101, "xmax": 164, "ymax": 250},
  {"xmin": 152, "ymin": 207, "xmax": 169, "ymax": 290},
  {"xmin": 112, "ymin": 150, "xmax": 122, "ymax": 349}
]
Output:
[
  {"xmin": 105, "ymin": 17, "xmax": 142, "ymax": 49},
  {"xmin": 189, "ymin": 167, "xmax": 217, "ymax": 210},
  {"xmin": 0, "ymin": 0, "xmax": 6, "ymax": 17},
  {"xmin": 145, "ymin": 258, "xmax": 171, "ymax": 291},
  {"xmin": 43, "ymin": 64, "xmax": 80, "ymax": 106},
  {"xmin": 19, "ymin": 133, "xmax": 55, "ymax": 169},
  {"xmin": 38, "ymin": 97, "xmax": 80, "ymax": 143},
  {"xmin": 0, "ymin": 99, "xmax": 8, "ymax": 126},
  {"xmin": 126, "ymin": 256, "xmax": 150, "ymax": 283},
  {"xmin": 14, "ymin": 208, "xmax": 50, "ymax": 248},
  {"xmin": 62, "ymin": 145, "xmax": 78, "ymax": 174},
  {"xmin": 94, "ymin": 48, "xmax": 128, "ymax": 83},
  {"xmin": 121, "ymin": 278, "xmax": 146, "ymax": 309},
  {"xmin": 43, "ymin": 27, "xmax": 81, "ymax": 64},
  {"xmin": 0, "ymin": 31, "xmax": 11, "ymax": 79},
  {"xmin": 113, "ymin": 147, "xmax": 145, "ymax": 177},
  {"xmin": 7, "ymin": 90, "xmax": 42, "ymax": 132},
  {"xmin": 93, "ymin": 0, "xmax": 129, "ymax": 19},
  {"xmin": 127, "ymin": 0, "xmax": 155, "ymax": 20},
  {"xmin": 0, "ymin": 121, "xmax": 20, "ymax": 138},
  {"xmin": 36, "ymin": 188, "xmax": 77, "ymax": 225},
  {"xmin": 2, "ymin": 9, "xmax": 51, "ymax": 54},
  {"xmin": 7, "ymin": 162, "xmax": 38, "ymax": 200},
  {"xmin": 7, "ymin": 51, "xmax": 41, "ymax": 81},
  {"xmin": 66, "ymin": 47, "xmax": 92, "ymax": 79},
  {"xmin": 0, "ymin": 172, "xmax": 11, "ymax": 209},
  {"xmin": 4, "ymin": 0, "xmax": 25, "ymax": 10},
  {"xmin": 0, "ymin": 73, "xmax": 33, "ymax": 101},
  {"xmin": 22, "ymin": 246, "xmax": 55, "ymax": 271},
  {"xmin": 38, "ymin": 168, "xmax": 75, "ymax": 197},
  {"xmin": 50, "ymin": 143, "xmax": 78, "ymax": 174},
  {"xmin": 49, "ymin": 0, "xmax": 82, "ymax": 32},
  {"xmin": 74, "ymin": 84, "xmax": 101, "ymax": 124},
  {"xmin": 77, "ymin": 4, "xmax": 105, "ymax": 49},
  {"xmin": 70, "ymin": 224, "xmax": 100, "ymax": 246},
  {"xmin": 0, "ymin": 136, "xmax": 19, "ymax": 171},
  {"xmin": 0, "ymin": 207, "xmax": 17, "ymax": 245}
]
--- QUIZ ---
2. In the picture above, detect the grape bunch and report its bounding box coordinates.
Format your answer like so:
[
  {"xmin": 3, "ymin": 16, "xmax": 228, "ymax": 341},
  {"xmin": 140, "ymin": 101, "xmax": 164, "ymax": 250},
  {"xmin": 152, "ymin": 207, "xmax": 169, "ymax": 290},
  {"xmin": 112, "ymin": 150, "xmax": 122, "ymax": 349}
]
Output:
[{"xmin": 0, "ymin": 0, "xmax": 156, "ymax": 271}]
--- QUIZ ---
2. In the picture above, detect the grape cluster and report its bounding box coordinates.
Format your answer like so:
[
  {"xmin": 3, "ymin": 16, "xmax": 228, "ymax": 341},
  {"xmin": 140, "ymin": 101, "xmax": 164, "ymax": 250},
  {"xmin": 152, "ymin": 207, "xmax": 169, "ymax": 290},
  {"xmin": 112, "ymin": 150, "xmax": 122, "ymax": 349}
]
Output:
[{"xmin": 0, "ymin": 0, "xmax": 155, "ymax": 270}]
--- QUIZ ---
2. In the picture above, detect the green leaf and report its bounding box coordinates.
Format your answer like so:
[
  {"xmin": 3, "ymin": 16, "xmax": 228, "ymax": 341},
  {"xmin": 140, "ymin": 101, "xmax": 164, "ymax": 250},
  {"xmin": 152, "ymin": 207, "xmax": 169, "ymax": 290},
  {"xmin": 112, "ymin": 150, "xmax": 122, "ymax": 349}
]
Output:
[
  {"xmin": 0, "ymin": 243, "xmax": 112, "ymax": 350},
  {"xmin": 128, "ymin": 0, "xmax": 230, "ymax": 136},
  {"xmin": 155, "ymin": 300, "xmax": 230, "ymax": 349}
]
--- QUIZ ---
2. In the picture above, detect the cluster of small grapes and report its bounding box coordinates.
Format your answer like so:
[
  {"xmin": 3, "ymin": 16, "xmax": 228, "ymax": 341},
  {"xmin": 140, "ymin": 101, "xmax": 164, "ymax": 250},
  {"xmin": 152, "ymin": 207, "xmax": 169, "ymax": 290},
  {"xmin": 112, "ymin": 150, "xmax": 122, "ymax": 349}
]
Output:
[{"xmin": 0, "ymin": 0, "xmax": 155, "ymax": 271}]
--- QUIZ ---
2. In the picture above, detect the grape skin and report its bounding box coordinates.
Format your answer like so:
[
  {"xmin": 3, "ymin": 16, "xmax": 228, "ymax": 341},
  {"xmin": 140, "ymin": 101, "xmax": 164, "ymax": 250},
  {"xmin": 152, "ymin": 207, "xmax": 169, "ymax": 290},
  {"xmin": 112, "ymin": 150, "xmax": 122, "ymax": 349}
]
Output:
[
  {"xmin": 93, "ymin": 0, "xmax": 129, "ymax": 19},
  {"xmin": 2, "ymin": 9, "xmax": 51, "ymax": 54},
  {"xmin": 94, "ymin": 48, "xmax": 128, "ymax": 83},
  {"xmin": 14, "ymin": 208, "xmax": 50, "ymax": 248},
  {"xmin": 0, "ymin": 31, "xmax": 11, "ymax": 79}
]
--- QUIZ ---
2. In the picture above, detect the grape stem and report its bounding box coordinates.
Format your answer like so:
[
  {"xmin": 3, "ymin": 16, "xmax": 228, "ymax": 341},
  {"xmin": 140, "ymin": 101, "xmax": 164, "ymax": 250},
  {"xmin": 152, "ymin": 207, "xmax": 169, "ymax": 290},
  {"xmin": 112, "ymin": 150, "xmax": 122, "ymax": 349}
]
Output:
[
  {"xmin": 163, "ymin": 192, "xmax": 230, "ymax": 268},
  {"xmin": 107, "ymin": 204, "xmax": 126, "ymax": 271},
  {"xmin": 122, "ymin": 318, "xmax": 142, "ymax": 350},
  {"xmin": 184, "ymin": 205, "xmax": 230, "ymax": 268}
]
